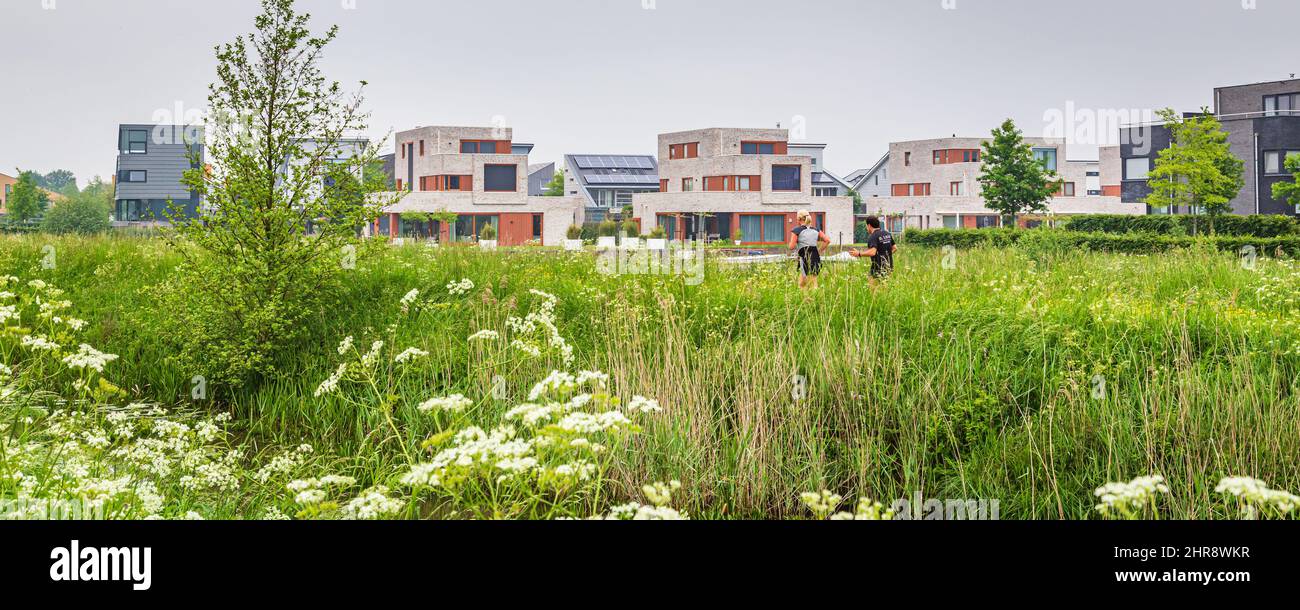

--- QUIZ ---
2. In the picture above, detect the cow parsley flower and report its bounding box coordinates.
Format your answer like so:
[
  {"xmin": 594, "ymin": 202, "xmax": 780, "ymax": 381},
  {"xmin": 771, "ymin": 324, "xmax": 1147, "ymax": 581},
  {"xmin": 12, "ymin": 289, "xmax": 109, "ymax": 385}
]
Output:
[
  {"xmin": 337, "ymin": 336, "xmax": 354, "ymax": 356},
  {"xmin": 1094, "ymin": 475, "xmax": 1169, "ymax": 518},
  {"xmin": 468, "ymin": 330, "xmax": 500, "ymax": 342},
  {"xmin": 1216, "ymin": 476, "xmax": 1300, "ymax": 517},
  {"xmin": 626, "ymin": 396, "xmax": 662, "ymax": 414},
  {"xmin": 394, "ymin": 347, "xmax": 429, "ymax": 363},
  {"xmin": 418, "ymin": 395, "xmax": 473, "ymax": 413},
  {"xmin": 314, "ymin": 363, "xmax": 348, "ymax": 397},
  {"xmin": 342, "ymin": 487, "xmax": 405, "ymax": 520},
  {"xmin": 801, "ymin": 490, "xmax": 843, "ymax": 520},
  {"xmin": 446, "ymin": 278, "xmax": 475, "ymax": 296},
  {"xmin": 400, "ymin": 289, "xmax": 420, "ymax": 312},
  {"xmin": 62, "ymin": 344, "xmax": 120, "ymax": 373},
  {"xmin": 21, "ymin": 335, "xmax": 59, "ymax": 351}
]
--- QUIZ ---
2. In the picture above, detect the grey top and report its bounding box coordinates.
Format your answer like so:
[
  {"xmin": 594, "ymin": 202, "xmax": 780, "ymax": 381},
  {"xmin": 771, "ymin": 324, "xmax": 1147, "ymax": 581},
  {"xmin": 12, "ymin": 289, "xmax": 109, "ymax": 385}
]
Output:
[{"xmin": 795, "ymin": 226, "xmax": 822, "ymax": 249}]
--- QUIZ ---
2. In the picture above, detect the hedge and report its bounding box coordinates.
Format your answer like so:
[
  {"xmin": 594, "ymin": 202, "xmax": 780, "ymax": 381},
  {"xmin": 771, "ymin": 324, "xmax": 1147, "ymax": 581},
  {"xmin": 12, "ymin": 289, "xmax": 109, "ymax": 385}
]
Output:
[
  {"xmin": 1063, "ymin": 214, "xmax": 1300, "ymax": 238},
  {"xmin": 903, "ymin": 228, "xmax": 1300, "ymax": 258}
]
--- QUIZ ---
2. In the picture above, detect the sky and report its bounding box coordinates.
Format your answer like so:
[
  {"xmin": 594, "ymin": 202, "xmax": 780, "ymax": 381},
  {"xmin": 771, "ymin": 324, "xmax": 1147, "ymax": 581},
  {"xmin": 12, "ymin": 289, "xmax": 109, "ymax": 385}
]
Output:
[{"xmin": 1, "ymin": 0, "xmax": 1297, "ymax": 186}]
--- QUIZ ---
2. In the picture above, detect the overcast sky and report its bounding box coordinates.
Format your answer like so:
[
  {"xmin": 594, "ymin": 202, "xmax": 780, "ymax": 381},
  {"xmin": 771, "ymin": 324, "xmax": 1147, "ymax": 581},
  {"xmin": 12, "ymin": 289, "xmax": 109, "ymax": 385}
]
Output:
[{"xmin": 1, "ymin": 0, "xmax": 1297, "ymax": 185}]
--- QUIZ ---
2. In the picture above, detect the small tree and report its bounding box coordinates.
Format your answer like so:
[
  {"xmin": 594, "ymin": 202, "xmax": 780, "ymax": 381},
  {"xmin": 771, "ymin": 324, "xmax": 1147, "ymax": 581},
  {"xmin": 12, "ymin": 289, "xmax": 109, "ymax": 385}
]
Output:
[
  {"xmin": 544, "ymin": 171, "xmax": 565, "ymax": 196},
  {"xmin": 161, "ymin": 0, "xmax": 391, "ymax": 386},
  {"xmin": 978, "ymin": 119, "xmax": 1060, "ymax": 227},
  {"xmin": 1145, "ymin": 108, "xmax": 1244, "ymax": 232},
  {"xmin": 7, "ymin": 171, "xmax": 50, "ymax": 223},
  {"xmin": 1272, "ymin": 153, "xmax": 1300, "ymax": 213},
  {"xmin": 42, "ymin": 170, "xmax": 79, "ymax": 196}
]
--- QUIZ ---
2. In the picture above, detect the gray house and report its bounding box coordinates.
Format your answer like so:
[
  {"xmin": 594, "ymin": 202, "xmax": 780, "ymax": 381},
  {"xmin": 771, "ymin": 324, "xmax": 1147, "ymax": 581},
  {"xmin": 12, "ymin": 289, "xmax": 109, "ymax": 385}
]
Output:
[
  {"xmin": 563, "ymin": 154, "xmax": 660, "ymax": 224},
  {"xmin": 1119, "ymin": 78, "xmax": 1300, "ymax": 216},
  {"xmin": 114, "ymin": 124, "xmax": 204, "ymax": 224}
]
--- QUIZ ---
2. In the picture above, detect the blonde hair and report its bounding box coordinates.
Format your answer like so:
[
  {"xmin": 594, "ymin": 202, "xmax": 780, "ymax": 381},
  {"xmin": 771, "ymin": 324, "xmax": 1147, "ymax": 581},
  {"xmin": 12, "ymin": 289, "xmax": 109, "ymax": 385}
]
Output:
[{"xmin": 797, "ymin": 210, "xmax": 814, "ymax": 225}]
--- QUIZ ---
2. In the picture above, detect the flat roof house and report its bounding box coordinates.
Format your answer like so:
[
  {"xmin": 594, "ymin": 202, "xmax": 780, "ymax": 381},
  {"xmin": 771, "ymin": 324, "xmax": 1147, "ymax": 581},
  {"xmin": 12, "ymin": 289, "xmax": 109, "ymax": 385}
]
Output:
[
  {"xmin": 383, "ymin": 125, "xmax": 584, "ymax": 246},
  {"xmin": 563, "ymin": 154, "xmax": 660, "ymax": 224},
  {"xmin": 0, "ymin": 172, "xmax": 15, "ymax": 215},
  {"xmin": 859, "ymin": 136, "xmax": 1143, "ymax": 232},
  {"xmin": 631, "ymin": 127, "xmax": 856, "ymax": 245},
  {"xmin": 114, "ymin": 123, "xmax": 204, "ymax": 225},
  {"xmin": 1120, "ymin": 78, "xmax": 1300, "ymax": 216}
]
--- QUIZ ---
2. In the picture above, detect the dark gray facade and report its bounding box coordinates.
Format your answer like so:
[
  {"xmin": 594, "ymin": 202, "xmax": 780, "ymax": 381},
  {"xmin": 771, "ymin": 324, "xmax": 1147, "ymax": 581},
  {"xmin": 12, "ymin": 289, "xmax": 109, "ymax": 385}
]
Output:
[
  {"xmin": 1119, "ymin": 79, "xmax": 1300, "ymax": 217},
  {"xmin": 114, "ymin": 124, "xmax": 204, "ymax": 223}
]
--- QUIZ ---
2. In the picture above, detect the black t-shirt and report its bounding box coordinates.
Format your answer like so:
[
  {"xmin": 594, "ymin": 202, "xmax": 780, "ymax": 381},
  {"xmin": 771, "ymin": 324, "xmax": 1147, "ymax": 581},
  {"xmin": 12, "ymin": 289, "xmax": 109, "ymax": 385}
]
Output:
[{"xmin": 866, "ymin": 229, "xmax": 895, "ymax": 276}]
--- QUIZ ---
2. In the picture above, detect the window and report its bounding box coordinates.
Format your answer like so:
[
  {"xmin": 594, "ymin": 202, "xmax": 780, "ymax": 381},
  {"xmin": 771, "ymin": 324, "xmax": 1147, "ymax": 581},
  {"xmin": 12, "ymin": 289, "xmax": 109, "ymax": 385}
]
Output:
[
  {"xmin": 682, "ymin": 178, "xmax": 694, "ymax": 192},
  {"xmin": 120, "ymin": 129, "xmax": 148, "ymax": 154},
  {"xmin": 738, "ymin": 214, "xmax": 786, "ymax": 244},
  {"xmin": 118, "ymin": 170, "xmax": 147, "ymax": 183},
  {"xmin": 659, "ymin": 179, "xmax": 668, "ymax": 192},
  {"xmin": 532, "ymin": 214, "xmax": 543, "ymax": 241},
  {"xmin": 452, "ymin": 215, "xmax": 499, "ymax": 242},
  {"xmin": 483, "ymin": 164, "xmax": 517, "ymax": 192},
  {"xmin": 975, "ymin": 215, "xmax": 1000, "ymax": 229},
  {"xmin": 904, "ymin": 152, "xmax": 912, "ymax": 166},
  {"xmin": 1060, "ymin": 182, "xmax": 1076, "ymax": 197},
  {"xmin": 887, "ymin": 217, "xmax": 905, "ymax": 234},
  {"xmin": 737, "ymin": 176, "xmax": 751, "ymax": 191},
  {"xmin": 772, "ymin": 165, "xmax": 801, "ymax": 191},
  {"xmin": 950, "ymin": 182, "xmax": 964, "ymax": 196},
  {"xmin": 669, "ymin": 143, "xmax": 699, "ymax": 160},
  {"xmin": 461, "ymin": 140, "xmax": 505, "ymax": 154},
  {"xmin": 933, "ymin": 149, "xmax": 981, "ymax": 165},
  {"xmin": 1033, "ymin": 148, "xmax": 1058, "ymax": 171},
  {"xmin": 657, "ymin": 215, "xmax": 677, "ymax": 240},
  {"xmin": 419, "ymin": 140, "xmax": 425, "ymax": 156},
  {"xmin": 814, "ymin": 188, "xmax": 838, "ymax": 197},
  {"xmin": 892, "ymin": 183, "xmax": 931, "ymax": 197},
  {"xmin": 1264, "ymin": 93, "xmax": 1299, "ymax": 117},
  {"xmin": 1264, "ymin": 151, "xmax": 1300, "ymax": 175},
  {"xmin": 1125, "ymin": 157, "xmax": 1151, "ymax": 180},
  {"xmin": 942, "ymin": 215, "xmax": 959, "ymax": 230},
  {"xmin": 741, "ymin": 142, "xmax": 779, "ymax": 155}
]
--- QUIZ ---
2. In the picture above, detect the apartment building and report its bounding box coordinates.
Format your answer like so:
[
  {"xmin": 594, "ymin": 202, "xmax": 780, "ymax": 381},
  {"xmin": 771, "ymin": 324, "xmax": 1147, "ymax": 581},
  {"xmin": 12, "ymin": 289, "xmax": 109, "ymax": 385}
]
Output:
[
  {"xmin": 383, "ymin": 126, "xmax": 584, "ymax": 245},
  {"xmin": 857, "ymin": 136, "xmax": 1141, "ymax": 232},
  {"xmin": 113, "ymin": 123, "xmax": 204, "ymax": 225},
  {"xmin": 563, "ymin": 154, "xmax": 660, "ymax": 224},
  {"xmin": 1120, "ymin": 78, "xmax": 1300, "ymax": 216},
  {"xmin": 0, "ymin": 172, "xmax": 15, "ymax": 215},
  {"xmin": 631, "ymin": 128, "xmax": 855, "ymax": 244}
]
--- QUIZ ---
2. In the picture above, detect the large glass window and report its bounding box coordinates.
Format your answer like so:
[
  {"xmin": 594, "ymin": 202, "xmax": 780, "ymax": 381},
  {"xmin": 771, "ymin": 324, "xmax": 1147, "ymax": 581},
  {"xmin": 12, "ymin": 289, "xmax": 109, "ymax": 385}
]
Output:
[
  {"xmin": 1264, "ymin": 151, "xmax": 1300, "ymax": 175},
  {"xmin": 119, "ymin": 170, "xmax": 147, "ymax": 183},
  {"xmin": 1125, "ymin": 157, "xmax": 1151, "ymax": 180},
  {"xmin": 484, "ymin": 164, "xmax": 517, "ymax": 192},
  {"xmin": 738, "ymin": 215, "xmax": 785, "ymax": 243},
  {"xmin": 1264, "ymin": 94, "xmax": 1298, "ymax": 117},
  {"xmin": 1033, "ymin": 148, "xmax": 1058, "ymax": 171},
  {"xmin": 772, "ymin": 165, "xmax": 801, "ymax": 191},
  {"xmin": 453, "ymin": 215, "xmax": 499, "ymax": 242},
  {"xmin": 942, "ymin": 215, "xmax": 959, "ymax": 230},
  {"xmin": 742, "ymin": 142, "xmax": 776, "ymax": 155},
  {"xmin": 658, "ymin": 215, "xmax": 677, "ymax": 240},
  {"xmin": 120, "ymin": 129, "xmax": 148, "ymax": 154}
]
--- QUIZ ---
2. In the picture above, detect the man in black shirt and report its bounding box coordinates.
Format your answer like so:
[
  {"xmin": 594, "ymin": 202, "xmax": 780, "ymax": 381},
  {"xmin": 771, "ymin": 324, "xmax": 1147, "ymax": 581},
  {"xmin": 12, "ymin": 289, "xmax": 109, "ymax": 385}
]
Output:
[{"xmin": 850, "ymin": 216, "xmax": 897, "ymax": 283}]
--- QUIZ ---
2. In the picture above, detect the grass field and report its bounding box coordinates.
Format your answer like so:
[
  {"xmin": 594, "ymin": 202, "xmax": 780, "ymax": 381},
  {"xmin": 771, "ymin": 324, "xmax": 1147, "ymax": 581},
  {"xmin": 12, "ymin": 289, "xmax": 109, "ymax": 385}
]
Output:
[{"xmin": 2, "ymin": 233, "xmax": 1298, "ymax": 520}]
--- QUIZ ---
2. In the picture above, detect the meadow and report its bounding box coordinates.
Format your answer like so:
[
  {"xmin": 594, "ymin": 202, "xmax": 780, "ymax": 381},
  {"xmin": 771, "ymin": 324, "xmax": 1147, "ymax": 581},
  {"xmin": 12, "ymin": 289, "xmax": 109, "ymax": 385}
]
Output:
[{"xmin": 1, "ymin": 232, "xmax": 1298, "ymax": 520}]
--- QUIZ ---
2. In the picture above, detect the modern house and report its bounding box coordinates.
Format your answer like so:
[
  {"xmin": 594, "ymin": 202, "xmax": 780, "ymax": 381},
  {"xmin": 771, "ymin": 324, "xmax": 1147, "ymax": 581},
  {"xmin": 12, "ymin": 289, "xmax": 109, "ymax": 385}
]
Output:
[
  {"xmin": 528, "ymin": 162, "xmax": 555, "ymax": 197},
  {"xmin": 858, "ymin": 136, "xmax": 1142, "ymax": 232},
  {"xmin": 113, "ymin": 123, "xmax": 204, "ymax": 225},
  {"xmin": 630, "ymin": 127, "xmax": 855, "ymax": 244},
  {"xmin": 845, "ymin": 153, "xmax": 891, "ymax": 200},
  {"xmin": 563, "ymin": 154, "xmax": 660, "ymax": 224},
  {"xmin": 382, "ymin": 125, "xmax": 584, "ymax": 245},
  {"xmin": 1120, "ymin": 78, "xmax": 1300, "ymax": 216},
  {"xmin": 0, "ymin": 172, "xmax": 15, "ymax": 214}
]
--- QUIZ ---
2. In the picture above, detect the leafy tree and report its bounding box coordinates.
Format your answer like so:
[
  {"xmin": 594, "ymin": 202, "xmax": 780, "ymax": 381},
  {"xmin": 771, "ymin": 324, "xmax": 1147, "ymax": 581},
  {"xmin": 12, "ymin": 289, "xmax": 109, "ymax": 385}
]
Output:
[
  {"xmin": 1144, "ymin": 108, "xmax": 1243, "ymax": 232},
  {"xmin": 544, "ymin": 171, "xmax": 565, "ymax": 197},
  {"xmin": 159, "ymin": 0, "xmax": 390, "ymax": 387},
  {"xmin": 7, "ymin": 171, "xmax": 50, "ymax": 223},
  {"xmin": 41, "ymin": 177, "xmax": 111, "ymax": 234},
  {"xmin": 1270, "ymin": 153, "xmax": 1300, "ymax": 214},
  {"xmin": 978, "ymin": 119, "xmax": 1060, "ymax": 226},
  {"xmin": 42, "ymin": 170, "xmax": 79, "ymax": 196}
]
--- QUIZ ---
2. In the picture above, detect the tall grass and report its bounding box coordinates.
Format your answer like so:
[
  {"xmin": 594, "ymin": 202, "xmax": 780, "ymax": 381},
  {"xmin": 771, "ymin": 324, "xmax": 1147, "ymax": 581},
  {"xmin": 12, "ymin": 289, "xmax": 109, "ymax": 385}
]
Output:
[{"xmin": 5, "ymin": 234, "xmax": 1297, "ymax": 519}]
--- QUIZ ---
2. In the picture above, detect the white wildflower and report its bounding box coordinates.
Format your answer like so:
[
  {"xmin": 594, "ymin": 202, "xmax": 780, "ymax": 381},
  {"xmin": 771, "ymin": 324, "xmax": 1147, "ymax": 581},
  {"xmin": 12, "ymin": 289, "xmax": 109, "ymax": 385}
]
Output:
[{"xmin": 62, "ymin": 344, "xmax": 120, "ymax": 373}]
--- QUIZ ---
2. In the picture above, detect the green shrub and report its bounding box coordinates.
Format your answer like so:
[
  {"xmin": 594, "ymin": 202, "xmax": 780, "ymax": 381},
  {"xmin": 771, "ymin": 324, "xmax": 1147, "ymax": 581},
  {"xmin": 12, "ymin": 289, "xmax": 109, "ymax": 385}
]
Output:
[
  {"xmin": 650, "ymin": 225, "xmax": 667, "ymax": 239},
  {"xmin": 1065, "ymin": 214, "xmax": 1299, "ymax": 238},
  {"xmin": 621, "ymin": 219, "xmax": 640, "ymax": 237},
  {"xmin": 905, "ymin": 228, "xmax": 1300, "ymax": 258},
  {"xmin": 41, "ymin": 196, "xmax": 111, "ymax": 235},
  {"xmin": 566, "ymin": 224, "xmax": 582, "ymax": 240},
  {"xmin": 597, "ymin": 219, "xmax": 619, "ymax": 237},
  {"xmin": 479, "ymin": 223, "xmax": 497, "ymax": 241}
]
